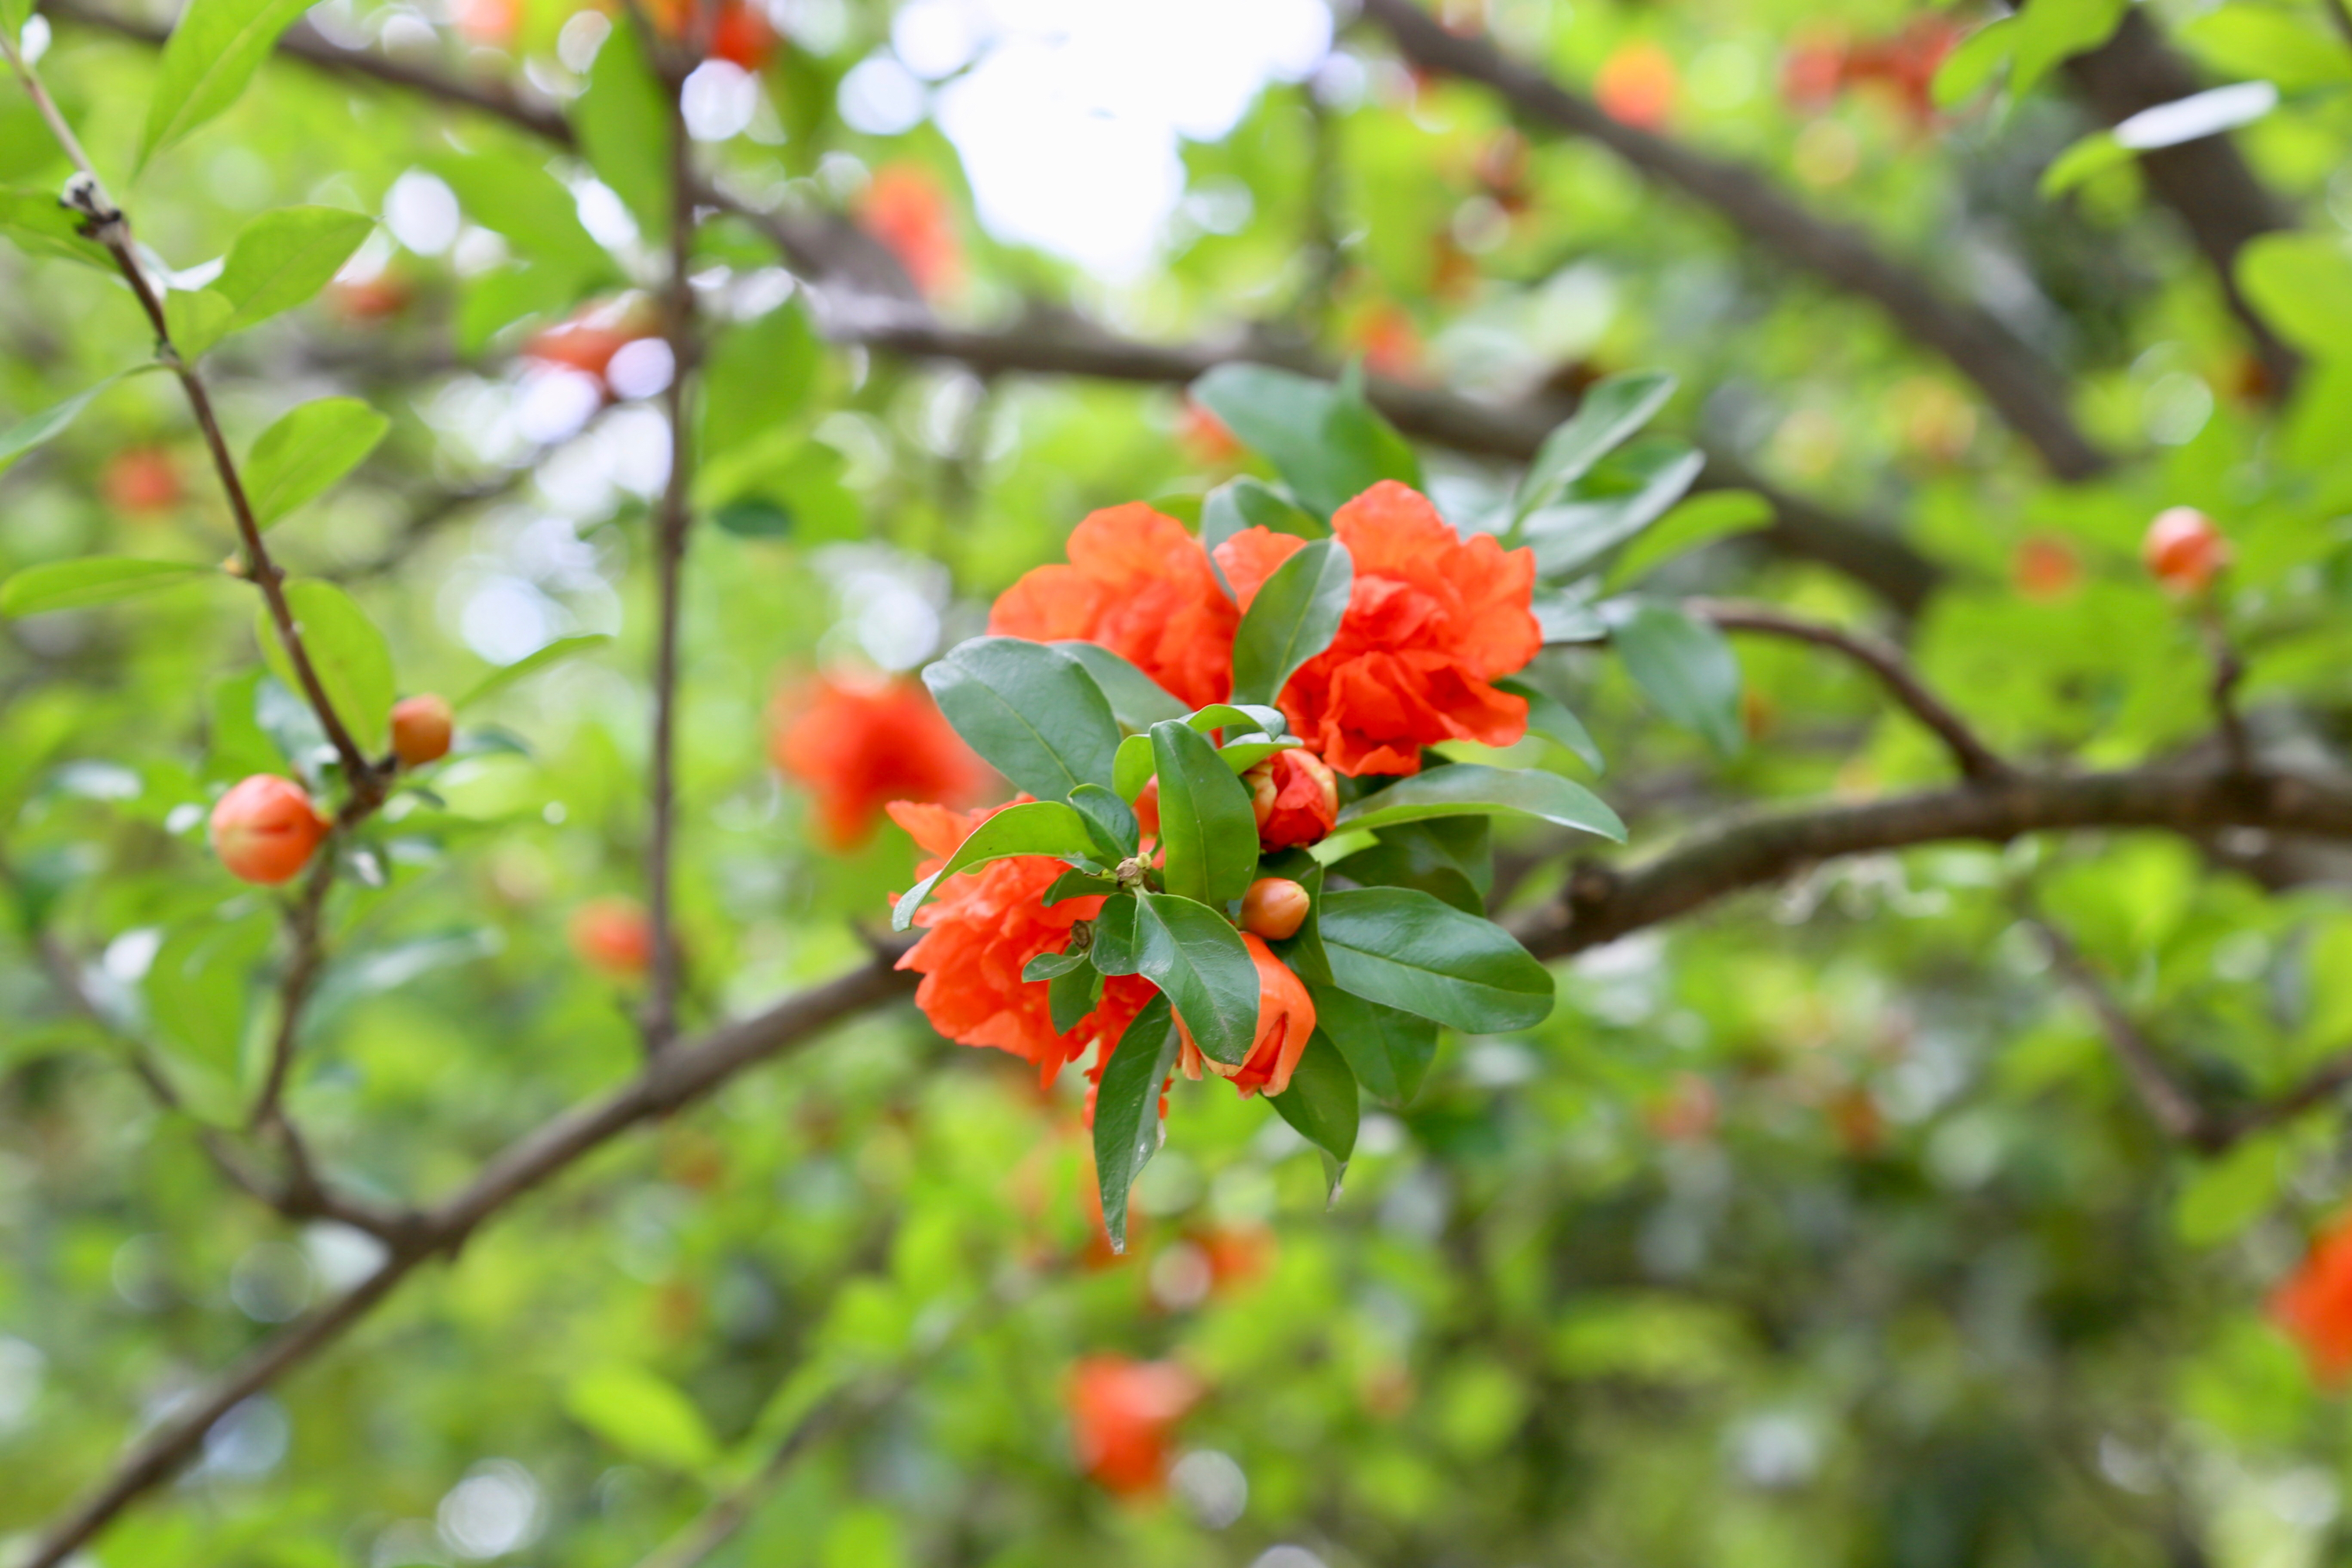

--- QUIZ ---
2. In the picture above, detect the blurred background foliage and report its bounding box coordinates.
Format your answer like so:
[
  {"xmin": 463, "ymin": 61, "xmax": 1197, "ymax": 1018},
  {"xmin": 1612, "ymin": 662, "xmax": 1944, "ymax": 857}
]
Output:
[{"xmin": 6, "ymin": 0, "xmax": 2352, "ymax": 1563}]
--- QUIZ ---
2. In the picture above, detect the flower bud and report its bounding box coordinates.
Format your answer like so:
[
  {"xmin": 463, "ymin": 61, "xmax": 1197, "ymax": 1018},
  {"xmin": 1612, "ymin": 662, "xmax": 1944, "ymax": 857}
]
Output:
[
  {"xmin": 1242, "ymin": 749, "xmax": 1338, "ymax": 850},
  {"xmin": 1175, "ymin": 933, "xmax": 1317, "ymax": 1099},
  {"xmin": 390, "ymin": 693, "xmax": 454, "ymax": 768},
  {"xmin": 570, "ymin": 897, "xmax": 653, "ymax": 977},
  {"xmin": 2143, "ymin": 506, "xmax": 2229, "ymax": 594},
  {"xmin": 209, "ymin": 775, "xmax": 329, "ymax": 885},
  {"xmin": 1240, "ymin": 877, "xmax": 1310, "ymax": 941}
]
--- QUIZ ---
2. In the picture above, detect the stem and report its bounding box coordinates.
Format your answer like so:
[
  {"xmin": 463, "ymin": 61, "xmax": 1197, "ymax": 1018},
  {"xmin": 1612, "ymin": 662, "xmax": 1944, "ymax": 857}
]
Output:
[
  {"xmin": 641, "ymin": 17, "xmax": 701, "ymax": 1051},
  {"xmin": 1691, "ymin": 599, "xmax": 2011, "ymax": 782},
  {"xmin": 0, "ymin": 36, "xmax": 379, "ymax": 793},
  {"xmin": 249, "ymin": 837, "xmax": 339, "ymax": 1131}
]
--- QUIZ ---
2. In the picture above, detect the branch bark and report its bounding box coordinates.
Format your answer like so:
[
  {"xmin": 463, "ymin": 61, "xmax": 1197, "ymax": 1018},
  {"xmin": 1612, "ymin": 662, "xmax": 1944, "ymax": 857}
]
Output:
[
  {"xmin": 15, "ymin": 953, "xmax": 918, "ymax": 1568},
  {"xmin": 1354, "ymin": 0, "xmax": 2110, "ymax": 482},
  {"xmin": 1690, "ymin": 598, "xmax": 2010, "ymax": 781}
]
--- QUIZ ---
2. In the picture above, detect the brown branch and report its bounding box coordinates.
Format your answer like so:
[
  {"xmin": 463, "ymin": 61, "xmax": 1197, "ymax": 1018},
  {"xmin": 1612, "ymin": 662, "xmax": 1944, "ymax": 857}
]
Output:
[
  {"xmin": 640, "ymin": 26, "xmax": 699, "ymax": 1052},
  {"xmin": 43, "ymin": 0, "xmax": 1939, "ymax": 618},
  {"xmin": 1354, "ymin": 0, "xmax": 2110, "ymax": 482},
  {"xmin": 1508, "ymin": 764, "xmax": 2352, "ymax": 961},
  {"xmin": 249, "ymin": 837, "xmax": 339, "ymax": 1129},
  {"xmin": 2034, "ymin": 916, "xmax": 2352, "ymax": 1152},
  {"xmin": 1690, "ymin": 598, "xmax": 2010, "ymax": 781},
  {"xmin": 16, "ymin": 952, "xmax": 917, "ymax": 1568},
  {"xmin": 2064, "ymin": 12, "xmax": 2303, "ymax": 397},
  {"xmin": 2, "ymin": 34, "xmax": 379, "ymax": 793}
]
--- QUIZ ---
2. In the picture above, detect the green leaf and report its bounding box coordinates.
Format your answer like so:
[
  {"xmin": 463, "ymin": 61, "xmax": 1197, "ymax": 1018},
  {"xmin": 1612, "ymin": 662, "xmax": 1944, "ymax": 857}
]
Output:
[
  {"xmin": 1, "ymin": 557, "xmax": 218, "ymax": 616},
  {"xmin": 2173, "ymin": 1137, "xmax": 2285, "ymax": 1247},
  {"xmin": 162, "ymin": 288, "xmax": 235, "ymax": 358},
  {"xmin": 891, "ymin": 800, "xmax": 1097, "ymax": 930},
  {"xmin": 1932, "ymin": 16, "xmax": 2015, "ymax": 106},
  {"xmin": 1269, "ymin": 1030, "xmax": 1359, "ymax": 1189},
  {"xmin": 1230, "ymin": 537, "xmax": 1353, "ymax": 708},
  {"xmin": 1049, "ymin": 958, "xmax": 1105, "ymax": 1033},
  {"xmin": 1521, "ymin": 441, "xmax": 1706, "ymax": 578},
  {"xmin": 1309, "ymin": 982, "xmax": 1438, "ymax": 1105},
  {"xmin": 1514, "ymin": 370, "xmax": 1676, "ymax": 522},
  {"xmin": 575, "ymin": 21, "xmax": 671, "ymax": 237},
  {"xmin": 924, "ymin": 638, "xmax": 1121, "ymax": 803},
  {"xmin": 1069, "ymin": 783, "xmax": 1139, "ymax": 862},
  {"xmin": 1114, "ymin": 733, "xmax": 1155, "ymax": 803},
  {"xmin": 1611, "ymin": 601, "xmax": 1744, "ymax": 757},
  {"xmin": 2037, "ymin": 130, "xmax": 2132, "ymax": 200},
  {"xmin": 2240, "ymin": 234, "xmax": 2352, "ymax": 360},
  {"xmin": 254, "ymin": 579, "xmax": 397, "ymax": 756},
  {"xmin": 198, "ymin": 206, "xmax": 377, "ymax": 347},
  {"xmin": 702, "ymin": 304, "xmax": 818, "ymax": 461},
  {"xmin": 1333, "ymin": 818, "xmax": 1492, "ymax": 916},
  {"xmin": 713, "ymin": 498, "xmax": 792, "ymax": 539},
  {"xmin": 139, "ymin": 0, "xmax": 316, "ymax": 166},
  {"xmin": 1134, "ymin": 891, "xmax": 1261, "ymax": 1068},
  {"xmin": 1149, "ymin": 719, "xmax": 1261, "ymax": 908},
  {"xmin": 1494, "ymin": 677, "xmax": 1603, "ymax": 774},
  {"xmin": 2009, "ymin": 0, "xmax": 2128, "ymax": 100},
  {"xmin": 0, "ymin": 187, "xmax": 112, "ymax": 269},
  {"xmin": 1335, "ymin": 764, "xmax": 1625, "ymax": 841},
  {"xmin": 1188, "ymin": 702, "xmax": 1287, "ymax": 737},
  {"xmin": 1190, "ymin": 363, "xmax": 1420, "ymax": 520},
  {"xmin": 1534, "ymin": 590, "xmax": 1610, "ymax": 644},
  {"xmin": 426, "ymin": 150, "xmax": 616, "ymax": 286},
  {"xmin": 1200, "ymin": 474, "xmax": 1326, "ymax": 568},
  {"xmin": 1318, "ymin": 887, "xmax": 1554, "ymax": 1033},
  {"xmin": 456, "ymin": 633, "xmax": 614, "ymax": 710},
  {"xmin": 1218, "ymin": 736, "xmax": 1303, "ymax": 775},
  {"xmin": 1044, "ymin": 868, "xmax": 1119, "ymax": 905},
  {"xmin": 146, "ymin": 909, "xmax": 275, "ymax": 1078},
  {"xmin": 1603, "ymin": 490, "xmax": 1774, "ymax": 590},
  {"xmin": 1092, "ymin": 995, "xmax": 1181, "ymax": 1253},
  {"xmin": 0, "ymin": 369, "xmax": 154, "ymax": 474},
  {"xmin": 1052, "ymin": 641, "xmax": 1189, "ymax": 731},
  {"xmin": 564, "ymin": 1364, "xmax": 719, "ymax": 1472},
  {"xmin": 242, "ymin": 397, "xmax": 388, "ymax": 528},
  {"xmin": 1022, "ymin": 948, "xmax": 1091, "ymax": 982},
  {"xmin": 1091, "ymin": 892, "xmax": 1139, "ymax": 975}
]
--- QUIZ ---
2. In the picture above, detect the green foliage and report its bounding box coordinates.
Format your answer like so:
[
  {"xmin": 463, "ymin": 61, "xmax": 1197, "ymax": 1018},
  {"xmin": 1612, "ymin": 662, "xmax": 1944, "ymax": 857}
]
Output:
[{"xmin": 241, "ymin": 398, "xmax": 387, "ymax": 528}]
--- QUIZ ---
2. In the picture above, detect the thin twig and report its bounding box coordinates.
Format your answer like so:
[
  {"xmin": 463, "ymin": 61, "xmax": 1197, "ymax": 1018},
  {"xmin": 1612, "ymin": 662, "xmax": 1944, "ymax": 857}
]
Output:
[
  {"xmin": 0, "ymin": 34, "xmax": 379, "ymax": 795},
  {"xmin": 1690, "ymin": 599, "xmax": 2011, "ymax": 782},
  {"xmin": 1352, "ymin": 0, "xmax": 2108, "ymax": 481},
  {"xmin": 638, "ymin": 10, "xmax": 702, "ymax": 1052},
  {"xmin": 2199, "ymin": 604, "xmax": 2256, "ymax": 779},
  {"xmin": 249, "ymin": 836, "xmax": 340, "ymax": 1130}
]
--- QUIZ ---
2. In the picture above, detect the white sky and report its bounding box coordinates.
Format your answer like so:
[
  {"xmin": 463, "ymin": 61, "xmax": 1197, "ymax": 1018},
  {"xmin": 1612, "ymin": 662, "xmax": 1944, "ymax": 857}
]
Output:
[{"xmin": 847, "ymin": 0, "xmax": 1334, "ymax": 278}]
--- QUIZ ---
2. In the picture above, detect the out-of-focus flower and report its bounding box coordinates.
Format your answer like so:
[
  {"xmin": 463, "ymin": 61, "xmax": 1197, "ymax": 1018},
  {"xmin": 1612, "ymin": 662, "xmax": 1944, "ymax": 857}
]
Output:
[
  {"xmin": 2273, "ymin": 1214, "xmax": 2352, "ymax": 1382},
  {"xmin": 1067, "ymin": 1356, "xmax": 1203, "ymax": 1495},
  {"xmin": 771, "ymin": 672, "xmax": 987, "ymax": 848},
  {"xmin": 857, "ymin": 162, "xmax": 964, "ymax": 299}
]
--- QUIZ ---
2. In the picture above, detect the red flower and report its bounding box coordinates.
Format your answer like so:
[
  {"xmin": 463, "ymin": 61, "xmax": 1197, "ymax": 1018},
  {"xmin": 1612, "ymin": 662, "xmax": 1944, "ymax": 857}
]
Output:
[
  {"xmin": 1244, "ymin": 749, "xmax": 1338, "ymax": 849},
  {"xmin": 891, "ymin": 801, "xmax": 1155, "ymax": 1085},
  {"xmin": 103, "ymin": 448, "xmax": 181, "ymax": 516},
  {"xmin": 989, "ymin": 503, "xmax": 1239, "ymax": 711},
  {"xmin": 1214, "ymin": 481, "xmax": 1540, "ymax": 776},
  {"xmin": 2274, "ymin": 1214, "xmax": 2352, "ymax": 1383},
  {"xmin": 1176, "ymin": 933, "xmax": 1316, "ymax": 1099},
  {"xmin": 1067, "ymin": 1356, "xmax": 1202, "ymax": 1496},
  {"xmin": 570, "ymin": 897, "xmax": 653, "ymax": 978},
  {"xmin": 858, "ymin": 162, "xmax": 963, "ymax": 299},
  {"xmin": 1176, "ymin": 399, "xmax": 1243, "ymax": 467},
  {"xmin": 771, "ymin": 673, "xmax": 987, "ymax": 848},
  {"xmin": 1596, "ymin": 42, "xmax": 1678, "ymax": 131},
  {"xmin": 2143, "ymin": 506, "xmax": 2230, "ymax": 595}
]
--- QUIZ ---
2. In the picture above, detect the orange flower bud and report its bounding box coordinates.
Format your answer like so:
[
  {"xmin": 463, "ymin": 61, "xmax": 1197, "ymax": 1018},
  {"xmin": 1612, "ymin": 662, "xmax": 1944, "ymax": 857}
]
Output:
[
  {"xmin": 2143, "ymin": 506, "xmax": 2229, "ymax": 594},
  {"xmin": 570, "ymin": 897, "xmax": 653, "ymax": 978},
  {"xmin": 1066, "ymin": 1357, "xmax": 1201, "ymax": 1496},
  {"xmin": 1176, "ymin": 933, "xmax": 1316, "ymax": 1098},
  {"xmin": 209, "ymin": 775, "xmax": 329, "ymax": 885},
  {"xmin": 103, "ymin": 447, "xmax": 182, "ymax": 517},
  {"xmin": 1243, "ymin": 750, "xmax": 1338, "ymax": 849},
  {"xmin": 390, "ymin": 693, "xmax": 454, "ymax": 768},
  {"xmin": 1240, "ymin": 877, "xmax": 1310, "ymax": 941}
]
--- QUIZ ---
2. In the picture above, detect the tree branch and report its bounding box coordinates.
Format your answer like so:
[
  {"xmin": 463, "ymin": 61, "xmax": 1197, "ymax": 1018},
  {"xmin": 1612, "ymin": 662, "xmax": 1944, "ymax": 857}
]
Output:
[
  {"xmin": 1353, "ymin": 0, "xmax": 2110, "ymax": 482},
  {"xmin": 15, "ymin": 953, "xmax": 917, "ymax": 1568},
  {"xmin": 2033, "ymin": 916, "xmax": 2352, "ymax": 1152},
  {"xmin": 1508, "ymin": 765, "xmax": 2352, "ymax": 961},
  {"xmin": 2, "ymin": 31, "xmax": 380, "ymax": 793},
  {"xmin": 1690, "ymin": 598, "xmax": 2010, "ymax": 781},
  {"xmin": 42, "ymin": 0, "xmax": 1942, "ymax": 619},
  {"xmin": 2063, "ymin": 11, "xmax": 2303, "ymax": 397}
]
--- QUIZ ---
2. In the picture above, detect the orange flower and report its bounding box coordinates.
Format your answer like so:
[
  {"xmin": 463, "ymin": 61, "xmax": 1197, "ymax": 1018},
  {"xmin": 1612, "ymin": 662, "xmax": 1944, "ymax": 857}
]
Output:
[
  {"xmin": 1176, "ymin": 933, "xmax": 1316, "ymax": 1099},
  {"xmin": 1214, "ymin": 481, "xmax": 1540, "ymax": 776},
  {"xmin": 102, "ymin": 447, "xmax": 181, "ymax": 517},
  {"xmin": 1243, "ymin": 749, "xmax": 1338, "ymax": 848},
  {"xmin": 1067, "ymin": 1356, "xmax": 1202, "ymax": 1496},
  {"xmin": 771, "ymin": 673, "xmax": 987, "ymax": 848},
  {"xmin": 1176, "ymin": 399, "xmax": 1243, "ymax": 467},
  {"xmin": 858, "ymin": 162, "xmax": 963, "ymax": 299},
  {"xmin": 891, "ymin": 801, "xmax": 1156, "ymax": 1085},
  {"xmin": 989, "ymin": 503, "xmax": 1239, "ymax": 711},
  {"xmin": 2273, "ymin": 1214, "xmax": 2352, "ymax": 1382}
]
